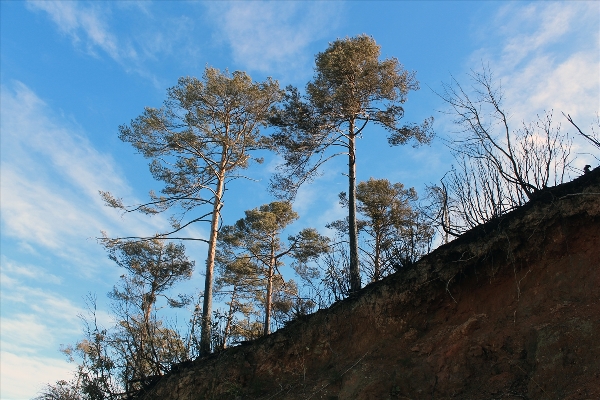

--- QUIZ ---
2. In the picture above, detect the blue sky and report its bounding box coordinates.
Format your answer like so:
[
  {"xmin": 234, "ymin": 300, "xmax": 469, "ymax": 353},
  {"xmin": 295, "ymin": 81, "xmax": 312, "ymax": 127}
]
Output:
[{"xmin": 1, "ymin": 2, "xmax": 598, "ymax": 399}]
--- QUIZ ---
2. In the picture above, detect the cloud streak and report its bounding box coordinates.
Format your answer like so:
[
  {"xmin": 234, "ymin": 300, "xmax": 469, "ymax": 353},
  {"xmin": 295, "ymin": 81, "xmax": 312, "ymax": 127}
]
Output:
[
  {"xmin": 0, "ymin": 81, "xmax": 208, "ymax": 398},
  {"xmin": 25, "ymin": 1, "xmax": 200, "ymax": 85},
  {"xmin": 206, "ymin": 1, "xmax": 341, "ymax": 78},
  {"xmin": 0, "ymin": 256, "xmax": 86, "ymax": 400},
  {"xmin": 0, "ymin": 81, "xmax": 165, "ymax": 397},
  {"xmin": 1, "ymin": 351, "xmax": 73, "ymax": 400},
  {"xmin": 1, "ymin": 256, "xmax": 62, "ymax": 285},
  {"xmin": 459, "ymin": 1, "xmax": 600, "ymax": 172},
  {"xmin": 0, "ymin": 82, "xmax": 169, "ymax": 263},
  {"xmin": 27, "ymin": 1, "xmax": 127, "ymax": 62},
  {"xmin": 470, "ymin": 1, "xmax": 599, "ymax": 125}
]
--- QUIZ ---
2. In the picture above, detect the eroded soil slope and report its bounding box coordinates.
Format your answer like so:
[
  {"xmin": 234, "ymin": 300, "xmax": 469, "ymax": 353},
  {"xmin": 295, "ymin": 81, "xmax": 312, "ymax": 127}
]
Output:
[{"xmin": 139, "ymin": 169, "xmax": 600, "ymax": 399}]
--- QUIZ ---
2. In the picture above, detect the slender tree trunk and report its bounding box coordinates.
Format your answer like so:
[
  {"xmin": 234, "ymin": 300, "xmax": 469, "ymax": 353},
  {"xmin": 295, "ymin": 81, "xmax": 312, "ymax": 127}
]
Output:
[
  {"xmin": 200, "ymin": 169, "xmax": 226, "ymax": 355},
  {"xmin": 373, "ymin": 233, "xmax": 381, "ymax": 282},
  {"xmin": 143, "ymin": 286, "xmax": 155, "ymax": 333},
  {"xmin": 141, "ymin": 289, "xmax": 155, "ymax": 375},
  {"xmin": 264, "ymin": 248, "xmax": 275, "ymax": 336},
  {"xmin": 348, "ymin": 121, "xmax": 361, "ymax": 293},
  {"xmin": 222, "ymin": 285, "xmax": 237, "ymax": 350},
  {"xmin": 135, "ymin": 317, "xmax": 145, "ymax": 383},
  {"xmin": 443, "ymin": 204, "xmax": 449, "ymax": 244}
]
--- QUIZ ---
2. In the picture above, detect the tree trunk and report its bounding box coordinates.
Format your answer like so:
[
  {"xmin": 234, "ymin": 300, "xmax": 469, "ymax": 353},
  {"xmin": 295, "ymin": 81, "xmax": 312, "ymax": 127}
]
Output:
[
  {"xmin": 348, "ymin": 121, "xmax": 361, "ymax": 293},
  {"xmin": 373, "ymin": 233, "xmax": 381, "ymax": 282},
  {"xmin": 264, "ymin": 248, "xmax": 276, "ymax": 336},
  {"xmin": 444, "ymin": 204, "xmax": 449, "ymax": 244},
  {"xmin": 200, "ymin": 169, "xmax": 226, "ymax": 355},
  {"xmin": 222, "ymin": 285, "xmax": 237, "ymax": 350}
]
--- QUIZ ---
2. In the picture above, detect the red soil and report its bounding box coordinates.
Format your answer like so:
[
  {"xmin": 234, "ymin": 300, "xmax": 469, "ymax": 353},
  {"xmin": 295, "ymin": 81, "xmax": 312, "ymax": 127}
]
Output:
[{"xmin": 139, "ymin": 169, "xmax": 600, "ymax": 399}]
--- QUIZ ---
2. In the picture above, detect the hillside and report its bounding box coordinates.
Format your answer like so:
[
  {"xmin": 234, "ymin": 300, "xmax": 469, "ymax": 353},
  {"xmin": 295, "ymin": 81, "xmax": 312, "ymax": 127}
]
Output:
[{"xmin": 137, "ymin": 168, "xmax": 600, "ymax": 399}]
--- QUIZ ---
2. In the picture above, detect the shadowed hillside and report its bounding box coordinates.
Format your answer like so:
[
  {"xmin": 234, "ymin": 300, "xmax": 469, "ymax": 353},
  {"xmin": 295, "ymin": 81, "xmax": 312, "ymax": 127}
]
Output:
[{"xmin": 136, "ymin": 168, "xmax": 600, "ymax": 399}]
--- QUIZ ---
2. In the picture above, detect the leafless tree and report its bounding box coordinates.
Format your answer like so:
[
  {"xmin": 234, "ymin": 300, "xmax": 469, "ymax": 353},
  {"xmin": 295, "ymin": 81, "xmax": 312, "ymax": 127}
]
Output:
[
  {"xmin": 563, "ymin": 112, "xmax": 600, "ymax": 167},
  {"xmin": 433, "ymin": 67, "xmax": 573, "ymax": 235}
]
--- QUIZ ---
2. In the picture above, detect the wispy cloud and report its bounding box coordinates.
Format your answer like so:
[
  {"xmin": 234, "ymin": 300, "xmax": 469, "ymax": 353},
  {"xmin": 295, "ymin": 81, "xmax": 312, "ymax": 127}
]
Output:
[
  {"xmin": 1, "ymin": 351, "xmax": 73, "ymax": 400},
  {"xmin": 25, "ymin": 1, "xmax": 200, "ymax": 85},
  {"xmin": 493, "ymin": 2, "xmax": 576, "ymax": 68},
  {"xmin": 507, "ymin": 51, "xmax": 598, "ymax": 121},
  {"xmin": 205, "ymin": 1, "xmax": 341, "ymax": 78},
  {"xmin": 1, "ymin": 264, "xmax": 79, "ymax": 399},
  {"xmin": 1, "ymin": 314, "xmax": 74, "ymax": 355},
  {"xmin": 462, "ymin": 1, "xmax": 600, "ymax": 171},
  {"xmin": 0, "ymin": 256, "xmax": 62, "ymax": 284},
  {"xmin": 26, "ymin": 1, "xmax": 128, "ymax": 62},
  {"xmin": 0, "ymin": 253, "xmax": 114, "ymax": 400},
  {"xmin": 469, "ymin": 2, "xmax": 599, "ymax": 125},
  {"xmin": 0, "ymin": 82, "xmax": 208, "ymax": 398},
  {"xmin": 0, "ymin": 82, "xmax": 169, "ymax": 264}
]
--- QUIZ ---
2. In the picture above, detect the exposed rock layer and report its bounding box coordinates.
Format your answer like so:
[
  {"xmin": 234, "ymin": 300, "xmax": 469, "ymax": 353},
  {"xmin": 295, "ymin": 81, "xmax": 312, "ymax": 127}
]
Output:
[{"xmin": 138, "ymin": 169, "xmax": 600, "ymax": 399}]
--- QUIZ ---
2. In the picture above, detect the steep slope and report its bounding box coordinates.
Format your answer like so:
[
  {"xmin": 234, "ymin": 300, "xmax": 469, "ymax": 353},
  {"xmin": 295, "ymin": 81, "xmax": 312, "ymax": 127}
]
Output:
[{"xmin": 138, "ymin": 169, "xmax": 600, "ymax": 399}]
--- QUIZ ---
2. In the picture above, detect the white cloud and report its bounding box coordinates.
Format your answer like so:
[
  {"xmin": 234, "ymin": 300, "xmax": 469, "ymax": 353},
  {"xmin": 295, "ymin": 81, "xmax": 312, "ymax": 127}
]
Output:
[
  {"xmin": 0, "ymin": 260, "xmax": 85, "ymax": 347},
  {"xmin": 0, "ymin": 81, "xmax": 170, "ymax": 264},
  {"xmin": 493, "ymin": 2, "xmax": 575, "ymax": 68},
  {"xmin": 26, "ymin": 1, "xmax": 127, "ymax": 61},
  {"xmin": 0, "ymin": 291, "xmax": 80, "ymax": 399},
  {"xmin": 0, "ymin": 81, "xmax": 207, "ymax": 397},
  {"xmin": 0, "ymin": 256, "xmax": 62, "ymax": 284},
  {"xmin": 1, "ymin": 351, "xmax": 73, "ymax": 400},
  {"xmin": 1, "ymin": 314, "xmax": 61, "ymax": 354},
  {"xmin": 206, "ymin": 1, "xmax": 341, "ymax": 76},
  {"xmin": 506, "ymin": 51, "xmax": 599, "ymax": 123},
  {"xmin": 461, "ymin": 1, "xmax": 600, "ymax": 172},
  {"xmin": 471, "ymin": 2, "xmax": 599, "ymax": 121},
  {"xmin": 2, "ymin": 166, "xmax": 98, "ymax": 250},
  {"xmin": 25, "ymin": 1, "xmax": 200, "ymax": 85},
  {"xmin": 0, "ymin": 82, "xmax": 128, "ymax": 199},
  {"xmin": 0, "ymin": 254, "xmax": 116, "ymax": 399}
]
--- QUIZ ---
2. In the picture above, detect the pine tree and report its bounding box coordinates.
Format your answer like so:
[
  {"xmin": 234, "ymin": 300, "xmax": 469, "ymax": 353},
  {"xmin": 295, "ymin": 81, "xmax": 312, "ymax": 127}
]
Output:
[
  {"xmin": 270, "ymin": 35, "xmax": 433, "ymax": 292},
  {"xmin": 101, "ymin": 67, "xmax": 282, "ymax": 354}
]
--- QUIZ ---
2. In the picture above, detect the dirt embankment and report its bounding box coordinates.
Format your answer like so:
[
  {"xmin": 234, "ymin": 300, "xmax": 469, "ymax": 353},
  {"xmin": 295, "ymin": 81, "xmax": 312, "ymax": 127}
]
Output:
[{"xmin": 138, "ymin": 169, "xmax": 600, "ymax": 399}]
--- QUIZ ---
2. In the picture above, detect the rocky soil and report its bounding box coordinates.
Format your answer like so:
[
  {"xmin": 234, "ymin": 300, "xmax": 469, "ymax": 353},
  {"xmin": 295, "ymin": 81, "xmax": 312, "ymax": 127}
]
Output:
[{"xmin": 137, "ymin": 168, "xmax": 600, "ymax": 399}]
